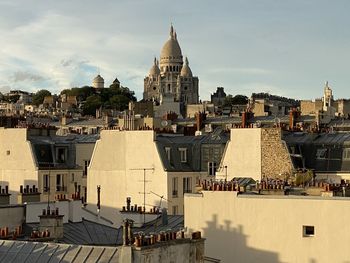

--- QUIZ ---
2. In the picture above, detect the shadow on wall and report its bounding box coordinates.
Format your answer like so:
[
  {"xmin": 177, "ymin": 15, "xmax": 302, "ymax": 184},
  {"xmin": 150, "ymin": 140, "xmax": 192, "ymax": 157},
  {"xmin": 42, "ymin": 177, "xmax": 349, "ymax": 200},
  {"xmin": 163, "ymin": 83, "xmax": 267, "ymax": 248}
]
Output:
[{"xmin": 199, "ymin": 214, "xmax": 283, "ymax": 263}]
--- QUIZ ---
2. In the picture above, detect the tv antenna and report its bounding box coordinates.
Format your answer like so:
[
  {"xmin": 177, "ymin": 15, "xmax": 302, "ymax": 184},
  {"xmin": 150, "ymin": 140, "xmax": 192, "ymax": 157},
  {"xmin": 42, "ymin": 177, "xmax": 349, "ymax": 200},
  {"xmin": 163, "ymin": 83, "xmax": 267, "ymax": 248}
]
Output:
[
  {"xmin": 150, "ymin": 191, "xmax": 171, "ymax": 210},
  {"xmin": 150, "ymin": 191, "xmax": 171, "ymax": 232},
  {"xmin": 130, "ymin": 167, "xmax": 154, "ymax": 224}
]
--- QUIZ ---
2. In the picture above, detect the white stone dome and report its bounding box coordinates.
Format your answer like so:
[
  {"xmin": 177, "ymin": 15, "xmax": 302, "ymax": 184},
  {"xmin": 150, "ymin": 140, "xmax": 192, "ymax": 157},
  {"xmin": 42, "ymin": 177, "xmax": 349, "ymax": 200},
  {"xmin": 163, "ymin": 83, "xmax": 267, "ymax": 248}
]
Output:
[
  {"xmin": 92, "ymin": 74, "xmax": 104, "ymax": 89},
  {"xmin": 149, "ymin": 58, "xmax": 160, "ymax": 76},
  {"xmin": 180, "ymin": 57, "xmax": 192, "ymax": 77},
  {"xmin": 160, "ymin": 25, "xmax": 183, "ymax": 66}
]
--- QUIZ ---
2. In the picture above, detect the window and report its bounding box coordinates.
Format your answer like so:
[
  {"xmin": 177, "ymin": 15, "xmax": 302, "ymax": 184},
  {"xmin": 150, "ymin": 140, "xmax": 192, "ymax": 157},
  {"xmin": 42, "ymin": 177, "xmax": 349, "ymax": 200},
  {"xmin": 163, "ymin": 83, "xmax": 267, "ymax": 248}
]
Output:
[
  {"xmin": 303, "ymin": 225, "xmax": 315, "ymax": 237},
  {"xmin": 71, "ymin": 173, "xmax": 75, "ymax": 182},
  {"xmin": 316, "ymin": 148, "xmax": 328, "ymax": 159},
  {"xmin": 56, "ymin": 147, "xmax": 67, "ymax": 163},
  {"xmin": 208, "ymin": 162, "xmax": 217, "ymax": 176},
  {"xmin": 168, "ymin": 84, "xmax": 171, "ymax": 92},
  {"xmin": 84, "ymin": 160, "xmax": 90, "ymax": 176},
  {"xmin": 6, "ymin": 150, "xmax": 10, "ymax": 155},
  {"xmin": 43, "ymin": 174, "xmax": 49, "ymax": 192},
  {"xmin": 56, "ymin": 174, "xmax": 65, "ymax": 192},
  {"xmin": 172, "ymin": 177, "xmax": 178, "ymax": 197},
  {"xmin": 172, "ymin": 205, "xmax": 178, "ymax": 215},
  {"xmin": 343, "ymin": 148, "xmax": 350, "ymax": 160},
  {"xmin": 179, "ymin": 148, "xmax": 187, "ymax": 163},
  {"xmin": 183, "ymin": 177, "xmax": 192, "ymax": 194},
  {"xmin": 165, "ymin": 147, "xmax": 171, "ymax": 161}
]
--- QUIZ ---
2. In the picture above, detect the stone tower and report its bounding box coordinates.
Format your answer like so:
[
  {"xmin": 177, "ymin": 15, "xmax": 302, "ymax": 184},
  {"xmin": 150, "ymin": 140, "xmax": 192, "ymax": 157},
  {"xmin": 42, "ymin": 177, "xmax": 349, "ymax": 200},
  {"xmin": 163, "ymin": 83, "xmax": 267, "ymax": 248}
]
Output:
[
  {"xmin": 323, "ymin": 81, "xmax": 333, "ymax": 111},
  {"xmin": 92, "ymin": 74, "xmax": 104, "ymax": 89},
  {"xmin": 143, "ymin": 25, "xmax": 199, "ymax": 106}
]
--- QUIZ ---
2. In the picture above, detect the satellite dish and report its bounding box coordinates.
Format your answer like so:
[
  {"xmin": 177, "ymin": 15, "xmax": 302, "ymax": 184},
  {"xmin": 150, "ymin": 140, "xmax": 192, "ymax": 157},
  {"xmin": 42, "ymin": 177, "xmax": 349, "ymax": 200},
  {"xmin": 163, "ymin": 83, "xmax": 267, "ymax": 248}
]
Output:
[{"xmin": 161, "ymin": 120, "xmax": 168, "ymax": 127}]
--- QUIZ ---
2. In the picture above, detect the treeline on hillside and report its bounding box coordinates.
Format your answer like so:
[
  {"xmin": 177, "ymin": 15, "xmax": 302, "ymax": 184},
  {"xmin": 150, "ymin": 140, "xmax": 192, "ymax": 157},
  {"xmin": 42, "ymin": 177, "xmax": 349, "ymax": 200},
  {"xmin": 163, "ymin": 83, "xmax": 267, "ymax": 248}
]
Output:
[
  {"xmin": 61, "ymin": 83, "xmax": 137, "ymax": 116},
  {"xmin": 224, "ymin": 94, "xmax": 248, "ymax": 106},
  {"xmin": 252, "ymin": 92, "xmax": 300, "ymax": 106}
]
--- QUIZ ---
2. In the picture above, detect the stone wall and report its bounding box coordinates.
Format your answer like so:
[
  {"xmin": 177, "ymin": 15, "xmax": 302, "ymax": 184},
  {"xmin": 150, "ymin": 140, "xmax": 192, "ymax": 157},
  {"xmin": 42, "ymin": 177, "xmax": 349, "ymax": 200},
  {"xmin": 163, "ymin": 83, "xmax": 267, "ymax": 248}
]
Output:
[
  {"xmin": 337, "ymin": 99, "xmax": 350, "ymax": 117},
  {"xmin": 300, "ymin": 100, "xmax": 315, "ymax": 115},
  {"xmin": 261, "ymin": 128, "xmax": 293, "ymax": 180},
  {"xmin": 252, "ymin": 102, "xmax": 266, "ymax": 116}
]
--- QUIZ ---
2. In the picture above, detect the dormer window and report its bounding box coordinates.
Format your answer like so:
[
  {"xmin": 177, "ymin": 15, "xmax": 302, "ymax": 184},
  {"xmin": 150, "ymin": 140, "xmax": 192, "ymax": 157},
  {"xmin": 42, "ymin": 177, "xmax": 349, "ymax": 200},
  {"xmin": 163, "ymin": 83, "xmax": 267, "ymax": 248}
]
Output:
[
  {"xmin": 179, "ymin": 148, "xmax": 187, "ymax": 163},
  {"xmin": 56, "ymin": 147, "xmax": 67, "ymax": 163},
  {"xmin": 165, "ymin": 147, "xmax": 171, "ymax": 161}
]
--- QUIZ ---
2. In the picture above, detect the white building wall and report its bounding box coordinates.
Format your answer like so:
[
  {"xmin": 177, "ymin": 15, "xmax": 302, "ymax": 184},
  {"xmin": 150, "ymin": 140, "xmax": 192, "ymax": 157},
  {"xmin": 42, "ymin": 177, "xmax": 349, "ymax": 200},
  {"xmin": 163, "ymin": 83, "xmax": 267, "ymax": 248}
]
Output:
[
  {"xmin": 87, "ymin": 130, "xmax": 169, "ymax": 225},
  {"xmin": 219, "ymin": 128, "xmax": 261, "ymax": 181},
  {"xmin": 185, "ymin": 191, "xmax": 350, "ymax": 263},
  {"xmin": 0, "ymin": 128, "xmax": 38, "ymax": 204}
]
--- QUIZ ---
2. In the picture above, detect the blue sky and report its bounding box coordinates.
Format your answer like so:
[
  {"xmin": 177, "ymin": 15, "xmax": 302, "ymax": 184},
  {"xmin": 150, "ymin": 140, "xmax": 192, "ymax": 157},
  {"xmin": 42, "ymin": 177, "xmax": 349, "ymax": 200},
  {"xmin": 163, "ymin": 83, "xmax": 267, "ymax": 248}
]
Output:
[{"xmin": 0, "ymin": 0, "xmax": 350, "ymax": 101}]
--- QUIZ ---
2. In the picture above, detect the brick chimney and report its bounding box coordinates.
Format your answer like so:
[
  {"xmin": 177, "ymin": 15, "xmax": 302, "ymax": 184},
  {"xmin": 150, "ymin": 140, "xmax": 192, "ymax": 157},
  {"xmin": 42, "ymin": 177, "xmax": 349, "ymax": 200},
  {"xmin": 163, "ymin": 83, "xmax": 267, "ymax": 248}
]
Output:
[
  {"xmin": 17, "ymin": 185, "xmax": 40, "ymax": 204},
  {"xmin": 241, "ymin": 111, "xmax": 253, "ymax": 128},
  {"xmin": 289, "ymin": 108, "xmax": 300, "ymax": 131},
  {"xmin": 39, "ymin": 208, "xmax": 64, "ymax": 239},
  {"xmin": 0, "ymin": 185, "xmax": 10, "ymax": 205},
  {"xmin": 195, "ymin": 112, "xmax": 206, "ymax": 131}
]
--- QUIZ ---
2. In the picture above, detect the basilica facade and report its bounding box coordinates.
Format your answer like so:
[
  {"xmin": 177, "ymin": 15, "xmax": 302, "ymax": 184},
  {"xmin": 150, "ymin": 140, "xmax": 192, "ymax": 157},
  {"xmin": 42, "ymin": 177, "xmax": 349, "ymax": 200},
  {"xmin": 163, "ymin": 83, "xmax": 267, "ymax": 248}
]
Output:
[{"xmin": 143, "ymin": 26, "xmax": 199, "ymax": 106}]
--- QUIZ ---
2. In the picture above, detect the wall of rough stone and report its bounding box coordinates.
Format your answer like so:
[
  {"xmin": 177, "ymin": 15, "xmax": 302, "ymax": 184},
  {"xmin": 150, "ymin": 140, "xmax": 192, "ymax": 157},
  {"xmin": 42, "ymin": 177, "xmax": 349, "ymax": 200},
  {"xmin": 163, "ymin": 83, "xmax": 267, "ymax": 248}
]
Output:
[
  {"xmin": 300, "ymin": 100, "xmax": 316, "ymax": 115},
  {"xmin": 261, "ymin": 128, "xmax": 293, "ymax": 180}
]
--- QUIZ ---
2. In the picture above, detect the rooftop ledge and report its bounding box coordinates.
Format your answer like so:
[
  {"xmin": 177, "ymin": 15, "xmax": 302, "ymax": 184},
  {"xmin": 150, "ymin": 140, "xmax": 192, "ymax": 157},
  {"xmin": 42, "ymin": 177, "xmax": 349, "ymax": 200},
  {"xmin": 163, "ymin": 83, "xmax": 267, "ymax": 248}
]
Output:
[{"xmin": 186, "ymin": 191, "xmax": 350, "ymax": 201}]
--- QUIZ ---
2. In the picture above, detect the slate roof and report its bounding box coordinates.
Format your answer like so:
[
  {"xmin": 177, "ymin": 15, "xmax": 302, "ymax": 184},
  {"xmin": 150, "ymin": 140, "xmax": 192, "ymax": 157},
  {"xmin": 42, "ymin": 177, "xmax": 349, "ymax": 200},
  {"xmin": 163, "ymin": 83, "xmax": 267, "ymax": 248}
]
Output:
[
  {"xmin": 173, "ymin": 115, "xmax": 315, "ymax": 126},
  {"xmin": 155, "ymin": 129, "xmax": 228, "ymax": 172},
  {"xmin": 25, "ymin": 219, "xmax": 120, "ymax": 246},
  {"xmin": 28, "ymin": 134, "xmax": 98, "ymax": 169},
  {"xmin": 136, "ymin": 215, "xmax": 184, "ymax": 235},
  {"xmin": 0, "ymin": 240, "xmax": 119, "ymax": 263},
  {"xmin": 283, "ymin": 132, "xmax": 350, "ymax": 172},
  {"xmin": 50, "ymin": 118, "xmax": 115, "ymax": 128}
]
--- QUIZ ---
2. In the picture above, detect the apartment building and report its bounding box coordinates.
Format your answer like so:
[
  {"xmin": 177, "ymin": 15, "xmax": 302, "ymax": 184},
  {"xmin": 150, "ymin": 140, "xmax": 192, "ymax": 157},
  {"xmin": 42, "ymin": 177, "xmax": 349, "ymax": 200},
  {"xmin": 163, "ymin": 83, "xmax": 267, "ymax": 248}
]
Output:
[
  {"xmin": 0, "ymin": 128, "xmax": 96, "ymax": 204},
  {"xmin": 87, "ymin": 129, "xmax": 228, "ymax": 225},
  {"xmin": 185, "ymin": 190, "xmax": 350, "ymax": 263}
]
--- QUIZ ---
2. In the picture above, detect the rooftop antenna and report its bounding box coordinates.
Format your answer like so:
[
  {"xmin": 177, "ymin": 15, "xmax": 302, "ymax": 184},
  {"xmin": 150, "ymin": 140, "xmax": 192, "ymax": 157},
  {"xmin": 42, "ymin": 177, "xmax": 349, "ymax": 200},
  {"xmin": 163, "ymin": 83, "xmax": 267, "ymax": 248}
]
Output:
[
  {"xmin": 130, "ymin": 167, "xmax": 155, "ymax": 224},
  {"xmin": 150, "ymin": 191, "xmax": 171, "ymax": 232},
  {"xmin": 150, "ymin": 191, "xmax": 171, "ymax": 210}
]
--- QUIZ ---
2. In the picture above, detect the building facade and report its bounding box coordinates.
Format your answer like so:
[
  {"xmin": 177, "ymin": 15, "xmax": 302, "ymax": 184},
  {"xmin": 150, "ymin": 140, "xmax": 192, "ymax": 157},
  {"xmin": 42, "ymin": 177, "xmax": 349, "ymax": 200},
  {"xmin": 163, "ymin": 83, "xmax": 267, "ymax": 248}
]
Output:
[
  {"xmin": 0, "ymin": 128, "xmax": 96, "ymax": 204},
  {"xmin": 217, "ymin": 128, "xmax": 293, "ymax": 181},
  {"xmin": 185, "ymin": 191, "xmax": 350, "ymax": 263}
]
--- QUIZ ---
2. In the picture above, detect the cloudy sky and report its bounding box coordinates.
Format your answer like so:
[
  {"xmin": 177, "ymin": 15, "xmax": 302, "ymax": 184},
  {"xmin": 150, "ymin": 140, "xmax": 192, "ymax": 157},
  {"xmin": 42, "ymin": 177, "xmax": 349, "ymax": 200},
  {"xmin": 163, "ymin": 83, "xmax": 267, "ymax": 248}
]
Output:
[{"xmin": 1, "ymin": 0, "xmax": 350, "ymax": 101}]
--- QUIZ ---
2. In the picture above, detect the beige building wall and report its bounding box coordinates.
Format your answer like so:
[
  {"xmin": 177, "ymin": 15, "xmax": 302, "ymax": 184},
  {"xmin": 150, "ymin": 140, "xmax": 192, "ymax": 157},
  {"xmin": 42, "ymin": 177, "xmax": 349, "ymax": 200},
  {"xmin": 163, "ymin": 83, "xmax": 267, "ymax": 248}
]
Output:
[
  {"xmin": 219, "ymin": 128, "xmax": 293, "ymax": 181},
  {"xmin": 251, "ymin": 102, "xmax": 266, "ymax": 117},
  {"xmin": 75, "ymin": 142, "xmax": 95, "ymax": 197},
  {"xmin": 300, "ymin": 100, "xmax": 316, "ymax": 115},
  {"xmin": 0, "ymin": 128, "xmax": 38, "ymax": 204},
  {"xmin": 87, "ymin": 130, "xmax": 198, "ymax": 225},
  {"xmin": 336, "ymin": 99, "xmax": 350, "ymax": 117},
  {"xmin": 38, "ymin": 169, "xmax": 84, "ymax": 202},
  {"xmin": 219, "ymin": 128, "xmax": 262, "ymax": 180},
  {"xmin": 0, "ymin": 128, "xmax": 93, "ymax": 204},
  {"xmin": 0, "ymin": 205, "xmax": 24, "ymax": 229},
  {"xmin": 185, "ymin": 191, "xmax": 350, "ymax": 263}
]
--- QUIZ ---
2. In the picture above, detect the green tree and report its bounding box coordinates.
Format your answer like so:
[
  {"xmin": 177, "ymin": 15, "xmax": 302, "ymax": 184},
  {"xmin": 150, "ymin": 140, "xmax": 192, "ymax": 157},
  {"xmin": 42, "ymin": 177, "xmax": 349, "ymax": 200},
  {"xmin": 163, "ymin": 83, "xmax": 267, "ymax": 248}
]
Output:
[
  {"xmin": 32, "ymin": 89, "xmax": 52, "ymax": 106},
  {"xmin": 61, "ymin": 84, "xmax": 137, "ymax": 115},
  {"xmin": 224, "ymin": 94, "xmax": 248, "ymax": 106},
  {"xmin": 82, "ymin": 95, "xmax": 102, "ymax": 116}
]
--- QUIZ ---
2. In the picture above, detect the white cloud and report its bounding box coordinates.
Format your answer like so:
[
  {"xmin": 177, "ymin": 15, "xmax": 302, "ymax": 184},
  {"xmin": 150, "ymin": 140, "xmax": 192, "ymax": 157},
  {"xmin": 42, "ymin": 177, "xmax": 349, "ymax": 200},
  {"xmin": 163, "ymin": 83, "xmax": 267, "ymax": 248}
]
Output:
[
  {"xmin": 0, "ymin": 0, "xmax": 350, "ymax": 101},
  {"xmin": 209, "ymin": 67, "xmax": 272, "ymax": 75}
]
